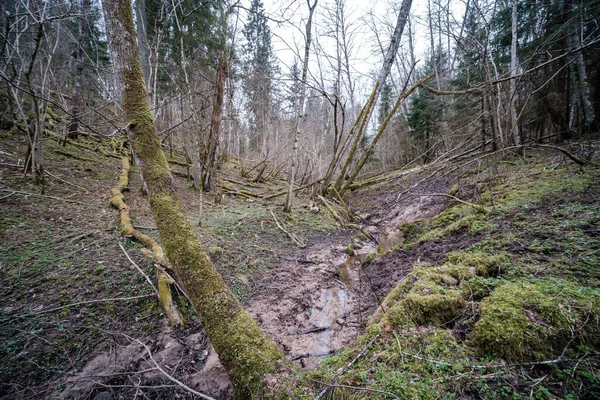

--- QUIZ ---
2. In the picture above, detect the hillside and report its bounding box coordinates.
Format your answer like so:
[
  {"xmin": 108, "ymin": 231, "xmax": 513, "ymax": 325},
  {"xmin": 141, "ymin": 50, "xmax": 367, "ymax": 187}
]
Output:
[{"xmin": 1, "ymin": 131, "xmax": 598, "ymax": 399}]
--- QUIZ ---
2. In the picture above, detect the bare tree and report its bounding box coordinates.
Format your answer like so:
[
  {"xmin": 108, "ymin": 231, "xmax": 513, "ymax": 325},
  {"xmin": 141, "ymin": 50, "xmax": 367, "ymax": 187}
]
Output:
[
  {"xmin": 284, "ymin": 0, "xmax": 318, "ymax": 212},
  {"xmin": 332, "ymin": 0, "xmax": 413, "ymax": 194}
]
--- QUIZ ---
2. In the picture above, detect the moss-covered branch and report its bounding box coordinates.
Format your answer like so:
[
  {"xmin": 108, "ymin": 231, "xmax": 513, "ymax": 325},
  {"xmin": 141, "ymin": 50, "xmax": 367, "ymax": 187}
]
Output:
[
  {"xmin": 110, "ymin": 155, "xmax": 183, "ymax": 327},
  {"xmin": 102, "ymin": 1, "xmax": 284, "ymax": 397}
]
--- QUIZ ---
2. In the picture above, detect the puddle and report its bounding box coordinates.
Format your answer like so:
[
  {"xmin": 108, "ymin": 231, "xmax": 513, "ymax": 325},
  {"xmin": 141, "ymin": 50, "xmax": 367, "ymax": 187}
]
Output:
[
  {"xmin": 339, "ymin": 256, "xmax": 361, "ymax": 287},
  {"xmin": 304, "ymin": 286, "xmax": 348, "ymax": 356}
]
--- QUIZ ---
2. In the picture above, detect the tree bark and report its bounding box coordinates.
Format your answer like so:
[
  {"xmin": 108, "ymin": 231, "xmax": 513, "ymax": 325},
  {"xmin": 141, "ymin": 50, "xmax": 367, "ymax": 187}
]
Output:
[
  {"xmin": 134, "ymin": 0, "xmax": 150, "ymax": 87},
  {"xmin": 332, "ymin": 0, "xmax": 412, "ymax": 192},
  {"xmin": 284, "ymin": 0, "xmax": 318, "ymax": 213},
  {"xmin": 509, "ymin": 0, "xmax": 520, "ymax": 146},
  {"xmin": 566, "ymin": 2, "xmax": 595, "ymax": 132},
  {"xmin": 67, "ymin": 0, "xmax": 90, "ymax": 141},
  {"xmin": 101, "ymin": 1, "xmax": 283, "ymax": 397},
  {"xmin": 204, "ymin": 46, "xmax": 227, "ymax": 190}
]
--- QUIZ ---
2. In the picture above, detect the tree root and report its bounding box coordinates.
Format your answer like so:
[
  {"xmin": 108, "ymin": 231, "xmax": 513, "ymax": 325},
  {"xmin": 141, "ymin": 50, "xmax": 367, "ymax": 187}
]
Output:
[{"xmin": 110, "ymin": 155, "xmax": 184, "ymax": 327}]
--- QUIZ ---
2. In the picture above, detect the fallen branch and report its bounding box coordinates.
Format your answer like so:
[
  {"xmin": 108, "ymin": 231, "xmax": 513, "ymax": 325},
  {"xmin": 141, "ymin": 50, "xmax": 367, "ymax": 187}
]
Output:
[
  {"xmin": 121, "ymin": 334, "xmax": 216, "ymax": 400},
  {"xmin": 528, "ymin": 144, "xmax": 597, "ymax": 166},
  {"xmin": 264, "ymin": 178, "xmax": 324, "ymax": 200},
  {"xmin": 45, "ymin": 170, "xmax": 90, "ymax": 192},
  {"xmin": 0, "ymin": 191, "xmax": 16, "ymax": 201},
  {"xmin": 0, "ymin": 188, "xmax": 88, "ymax": 205},
  {"xmin": 315, "ymin": 334, "xmax": 380, "ymax": 399},
  {"xmin": 269, "ymin": 209, "xmax": 306, "ymax": 248},
  {"xmin": 317, "ymin": 195, "xmax": 346, "ymax": 227},
  {"xmin": 110, "ymin": 155, "xmax": 183, "ymax": 327},
  {"xmin": 410, "ymin": 193, "xmax": 488, "ymax": 213}
]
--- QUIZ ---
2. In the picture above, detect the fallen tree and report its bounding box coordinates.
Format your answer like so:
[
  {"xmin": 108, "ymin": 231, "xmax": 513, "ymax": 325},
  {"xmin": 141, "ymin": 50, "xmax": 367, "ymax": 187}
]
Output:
[{"xmin": 101, "ymin": 1, "xmax": 284, "ymax": 398}]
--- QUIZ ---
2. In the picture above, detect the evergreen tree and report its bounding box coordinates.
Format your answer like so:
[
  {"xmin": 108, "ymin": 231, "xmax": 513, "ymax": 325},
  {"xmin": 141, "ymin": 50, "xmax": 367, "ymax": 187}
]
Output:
[{"xmin": 242, "ymin": 0, "xmax": 276, "ymax": 155}]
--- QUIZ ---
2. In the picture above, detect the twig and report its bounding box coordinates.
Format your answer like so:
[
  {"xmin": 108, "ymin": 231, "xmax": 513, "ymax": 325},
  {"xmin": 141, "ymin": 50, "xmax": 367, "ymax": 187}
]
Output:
[
  {"xmin": 315, "ymin": 333, "xmax": 380, "ymax": 399},
  {"xmin": 270, "ymin": 209, "xmax": 306, "ymax": 248},
  {"xmin": 0, "ymin": 163, "xmax": 22, "ymax": 168},
  {"xmin": 45, "ymin": 170, "xmax": 89, "ymax": 192},
  {"xmin": 119, "ymin": 243, "xmax": 159, "ymax": 297},
  {"xmin": 0, "ymin": 191, "xmax": 16, "ymax": 201},
  {"xmin": 5, "ymin": 294, "xmax": 154, "ymax": 319},
  {"xmin": 0, "ymin": 188, "xmax": 88, "ymax": 204},
  {"xmin": 121, "ymin": 334, "xmax": 216, "ymax": 400},
  {"xmin": 410, "ymin": 193, "xmax": 488, "ymax": 213},
  {"xmin": 154, "ymin": 263, "xmax": 194, "ymax": 306},
  {"xmin": 67, "ymin": 230, "xmax": 100, "ymax": 244}
]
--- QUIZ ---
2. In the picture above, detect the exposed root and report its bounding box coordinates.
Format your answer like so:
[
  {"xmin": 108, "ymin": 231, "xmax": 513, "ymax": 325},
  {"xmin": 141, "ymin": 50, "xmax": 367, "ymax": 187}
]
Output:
[{"xmin": 110, "ymin": 155, "xmax": 184, "ymax": 327}]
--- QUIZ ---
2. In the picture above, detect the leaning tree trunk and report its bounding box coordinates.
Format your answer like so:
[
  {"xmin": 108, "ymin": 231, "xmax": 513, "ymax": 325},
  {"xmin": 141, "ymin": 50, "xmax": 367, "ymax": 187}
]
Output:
[
  {"xmin": 101, "ymin": 1, "xmax": 283, "ymax": 397},
  {"xmin": 67, "ymin": 0, "xmax": 90, "ymax": 141},
  {"xmin": 509, "ymin": 0, "xmax": 520, "ymax": 146},
  {"xmin": 333, "ymin": 0, "xmax": 412, "ymax": 192}
]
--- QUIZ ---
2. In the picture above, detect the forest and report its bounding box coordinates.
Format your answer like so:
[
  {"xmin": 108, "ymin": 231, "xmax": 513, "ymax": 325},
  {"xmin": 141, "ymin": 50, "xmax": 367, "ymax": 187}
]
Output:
[{"xmin": 0, "ymin": 0, "xmax": 599, "ymax": 399}]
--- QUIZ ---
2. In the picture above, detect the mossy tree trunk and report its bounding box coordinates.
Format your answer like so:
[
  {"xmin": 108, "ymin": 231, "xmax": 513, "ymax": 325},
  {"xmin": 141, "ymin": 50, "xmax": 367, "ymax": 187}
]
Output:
[{"xmin": 101, "ymin": 1, "xmax": 284, "ymax": 397}]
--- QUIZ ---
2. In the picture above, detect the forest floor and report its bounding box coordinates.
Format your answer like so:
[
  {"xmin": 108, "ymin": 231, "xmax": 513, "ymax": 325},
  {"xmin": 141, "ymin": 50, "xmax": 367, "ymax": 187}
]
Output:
[{"xmin": 0, "ymin": 130, "xmax": 599, "ymax": 400}]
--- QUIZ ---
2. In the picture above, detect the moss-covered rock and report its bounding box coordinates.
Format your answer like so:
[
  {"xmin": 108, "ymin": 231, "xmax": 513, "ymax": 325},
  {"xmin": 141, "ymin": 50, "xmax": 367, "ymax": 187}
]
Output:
[
  {"xmin": 207, "ymin": 246, "xmax": 224, "ymax": 259},
  {"xmin": 472, "ymin": 281, "xmax": 600, "ymax": 362},
  {"xmin": 402, "ymin": 289, "xmax": 466, "ymax": 326},
  {"xmin": 378, "ymin": 263, "xmax": 467, "ymax": 329},
  {"xmin": 445, "ymin": 251, "xmax": 510, "ymax": 276}
]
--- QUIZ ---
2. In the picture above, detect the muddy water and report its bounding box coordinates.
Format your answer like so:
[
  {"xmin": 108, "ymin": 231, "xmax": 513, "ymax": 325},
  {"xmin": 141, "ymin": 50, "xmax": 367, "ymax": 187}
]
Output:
[{"xmin": 298, "ymin": 237, "xmax": 399, "ymax": 363}]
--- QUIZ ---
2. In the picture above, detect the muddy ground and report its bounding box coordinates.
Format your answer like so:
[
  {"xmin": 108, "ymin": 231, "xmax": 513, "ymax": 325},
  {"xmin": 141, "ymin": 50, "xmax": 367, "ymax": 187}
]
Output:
[{"xmin": 1, "ymin": 134, "xmax": 470, "ymax": 399}]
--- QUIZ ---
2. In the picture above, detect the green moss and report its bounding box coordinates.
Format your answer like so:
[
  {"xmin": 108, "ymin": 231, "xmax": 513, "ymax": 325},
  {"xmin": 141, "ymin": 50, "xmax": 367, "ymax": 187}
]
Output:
[
  {"xmin": 403, "ymin": 290, "xmax": 466, "ymax": 326},
  {"xmin": 355, "ymin": 233, "xmax": 367, "ymax": 241},
  {"xmin": 207, "ymin": 246, "xmax": 224, "ymax": 259},
  {"xmin": 344, "ymin": 245, "xmax": 355, "ymax": 256},
  {"xmin": 445, "ymin": 251, "xmax": 510, "ymax": 276},
  {"xmin": 382, "ymin": 301, "xmax": 413, "ymax": 328},
  {"xmin": 459, "ymin": 275, "xmax": 501, "ymax": 300},
  {"xmin": 439, "ymin": 264, "xmax": 475, "ymax": 281},
  {"xmin": 378, "ymin": 263, "xmax": 467, "ymax": 329},
  {"xmin": 472, "ymin": 281, "xmax": 600, "ymax": 362},
  {"xmin": 362, "ymin": 251, "xmax": 377, "ymax": 265}
]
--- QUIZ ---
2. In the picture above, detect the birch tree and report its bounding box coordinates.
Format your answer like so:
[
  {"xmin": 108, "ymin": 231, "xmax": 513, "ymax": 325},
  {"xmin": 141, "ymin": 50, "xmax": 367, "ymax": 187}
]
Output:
[{"xmin": 284, "ymin": 0, "xmax": 318, "ymax": 212}]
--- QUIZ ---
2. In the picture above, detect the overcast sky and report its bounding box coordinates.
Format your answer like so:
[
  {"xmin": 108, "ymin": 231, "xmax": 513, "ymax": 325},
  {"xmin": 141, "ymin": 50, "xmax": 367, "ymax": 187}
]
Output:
[{"xmin": 258, "ymin": 0, "xmax": 451, "ymax": 76}]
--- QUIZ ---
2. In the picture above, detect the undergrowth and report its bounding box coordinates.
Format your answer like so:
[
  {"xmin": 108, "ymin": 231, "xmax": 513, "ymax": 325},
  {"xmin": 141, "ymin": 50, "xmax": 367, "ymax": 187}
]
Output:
[{"xmin": 280, "ymin": 153, "xmax": 600, "ymax": 399}]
